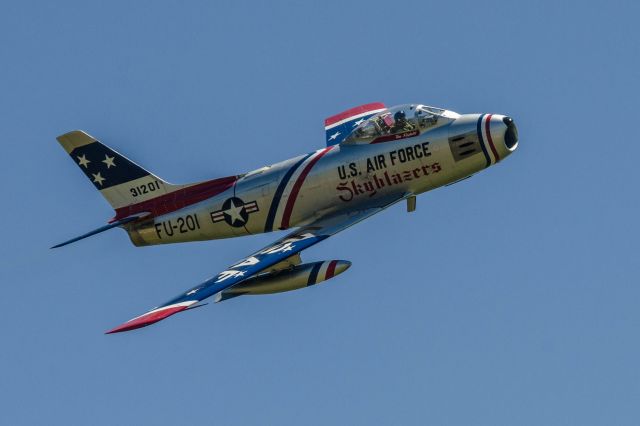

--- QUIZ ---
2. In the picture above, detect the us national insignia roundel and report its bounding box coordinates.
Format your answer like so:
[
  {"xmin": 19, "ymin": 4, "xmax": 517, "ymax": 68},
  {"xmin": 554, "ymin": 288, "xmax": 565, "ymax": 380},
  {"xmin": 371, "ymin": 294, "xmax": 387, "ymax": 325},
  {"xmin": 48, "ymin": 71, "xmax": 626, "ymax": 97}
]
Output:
[{"xmin": 210, "ymin": 197, "xmax": 259, "ymax": 227}]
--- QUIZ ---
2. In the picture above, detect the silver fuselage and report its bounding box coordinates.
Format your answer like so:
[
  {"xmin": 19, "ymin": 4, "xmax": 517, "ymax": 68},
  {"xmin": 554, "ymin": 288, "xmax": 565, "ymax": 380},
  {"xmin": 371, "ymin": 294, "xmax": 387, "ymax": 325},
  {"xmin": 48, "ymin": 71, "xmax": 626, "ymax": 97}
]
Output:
[{"xmin": 127, "ymin": 112, "xmax": 517, "ymax": 246}]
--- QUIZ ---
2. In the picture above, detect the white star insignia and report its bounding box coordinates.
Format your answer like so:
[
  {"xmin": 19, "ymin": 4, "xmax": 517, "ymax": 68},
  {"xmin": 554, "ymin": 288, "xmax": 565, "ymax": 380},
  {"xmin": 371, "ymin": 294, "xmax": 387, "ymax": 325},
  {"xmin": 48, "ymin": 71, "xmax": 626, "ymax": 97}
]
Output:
[
  {"xmin": 353, "ymin": 118, "xmax": 365, "ymax": 127},
  {"xmin": 77, "ymin": 154, "xmax": 90, "ymax": 168},
  {"xmin": 92, "ymin": 172, "xmax": 106, "ymax": 186},
  {"xmin": 224, "ymin": 198, "xmax": 246, "ymax": 224},
  {"xmin": 102, "ymin": 154, "xmax": 116, "ymax": 168},
  {"xmin": 282, "ymin": 244, "xmax": 294, "ymax": 252},
  {"xmin": 328, "ymin": 131, "xmax": 341, "ymax": 141}
]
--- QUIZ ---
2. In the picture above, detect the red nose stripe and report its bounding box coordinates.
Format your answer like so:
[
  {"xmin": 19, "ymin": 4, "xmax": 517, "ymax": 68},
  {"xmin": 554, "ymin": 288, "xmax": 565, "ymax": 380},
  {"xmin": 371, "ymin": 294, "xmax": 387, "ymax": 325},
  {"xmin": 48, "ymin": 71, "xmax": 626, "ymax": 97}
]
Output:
[{"xmin": 485, "ymin": 114, "xmax": 500, "ymax": 162}]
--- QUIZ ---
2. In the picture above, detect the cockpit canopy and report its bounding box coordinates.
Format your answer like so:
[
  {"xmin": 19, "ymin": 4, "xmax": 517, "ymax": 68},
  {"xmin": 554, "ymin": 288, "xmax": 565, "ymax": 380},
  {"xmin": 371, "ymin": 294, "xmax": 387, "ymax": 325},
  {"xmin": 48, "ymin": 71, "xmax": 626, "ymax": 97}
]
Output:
[{"xmin": 343, "ymin": 104, "xmax": 458, "ymax": 145}]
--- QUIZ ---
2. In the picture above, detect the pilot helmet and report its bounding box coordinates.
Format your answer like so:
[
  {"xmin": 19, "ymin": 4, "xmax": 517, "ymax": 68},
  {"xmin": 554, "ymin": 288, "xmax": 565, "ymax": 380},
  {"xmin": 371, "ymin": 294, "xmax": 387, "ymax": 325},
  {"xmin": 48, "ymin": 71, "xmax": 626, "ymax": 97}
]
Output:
[{"xmin": 394, "ymin": 110, "xmax": 406, "ymax": 121}]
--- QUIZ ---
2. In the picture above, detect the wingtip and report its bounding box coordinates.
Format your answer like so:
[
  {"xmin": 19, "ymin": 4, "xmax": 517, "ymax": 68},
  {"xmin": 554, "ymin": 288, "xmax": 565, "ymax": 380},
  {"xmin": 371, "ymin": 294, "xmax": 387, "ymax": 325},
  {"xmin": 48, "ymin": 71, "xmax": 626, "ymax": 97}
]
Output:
[
  {"xmin": 105, "ymin": 322, "xmax": 151, "ymax": 334},
  {"xmin": 104, "ymin": 302, "xmax": 197, "ymax": 335}
]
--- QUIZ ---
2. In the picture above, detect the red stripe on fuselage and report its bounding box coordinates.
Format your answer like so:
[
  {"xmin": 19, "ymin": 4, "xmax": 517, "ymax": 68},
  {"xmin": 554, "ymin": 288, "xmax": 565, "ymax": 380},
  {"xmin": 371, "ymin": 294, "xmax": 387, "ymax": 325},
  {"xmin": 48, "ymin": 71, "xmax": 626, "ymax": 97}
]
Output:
[
  {"xmin": 325, "ymin": 260, "xmax": 338, "ymax": 280},
  {"xmin": 485, "ymin": 114, "xmax": 500, "ymax": 162},
  {"xmin": 279, "ymin": 146, "xmax": 333, "ymax": 229},
  {"xmin": 111, "ymin": 176, "xmax": 237, "ymax": 222}
]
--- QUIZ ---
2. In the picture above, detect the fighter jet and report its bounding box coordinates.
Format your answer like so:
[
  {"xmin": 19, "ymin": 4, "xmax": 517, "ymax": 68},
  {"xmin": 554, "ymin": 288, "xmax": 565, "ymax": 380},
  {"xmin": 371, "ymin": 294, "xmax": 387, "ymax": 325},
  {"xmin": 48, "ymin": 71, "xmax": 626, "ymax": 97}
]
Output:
[{"xmin": 53, "ymin": 102, "xmax": 519, "ymax": 333}]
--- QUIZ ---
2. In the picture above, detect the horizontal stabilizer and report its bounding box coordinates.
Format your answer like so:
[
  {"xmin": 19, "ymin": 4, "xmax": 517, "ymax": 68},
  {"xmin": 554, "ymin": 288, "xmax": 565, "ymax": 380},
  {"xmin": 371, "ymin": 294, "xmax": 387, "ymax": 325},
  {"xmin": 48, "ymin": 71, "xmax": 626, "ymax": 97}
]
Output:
[{"xmin": 51, "ymin": 215, "xmax": 142, "ymax": 249}]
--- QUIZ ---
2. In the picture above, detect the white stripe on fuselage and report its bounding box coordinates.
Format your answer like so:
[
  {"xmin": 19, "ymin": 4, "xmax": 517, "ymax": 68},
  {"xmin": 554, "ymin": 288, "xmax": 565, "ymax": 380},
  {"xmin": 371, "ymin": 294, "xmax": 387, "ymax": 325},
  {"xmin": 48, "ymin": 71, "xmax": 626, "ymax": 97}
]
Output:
[
  {"xmin": 480, "ymin": 115, "xmax": 496, "ymax": 165},
  {"xmin": 100, "ymin": 175, "xmax": 170, "ymax": 209},
  {"xmin": 270, "ymin": 148, "xmax": 326, "ymax": 229}
]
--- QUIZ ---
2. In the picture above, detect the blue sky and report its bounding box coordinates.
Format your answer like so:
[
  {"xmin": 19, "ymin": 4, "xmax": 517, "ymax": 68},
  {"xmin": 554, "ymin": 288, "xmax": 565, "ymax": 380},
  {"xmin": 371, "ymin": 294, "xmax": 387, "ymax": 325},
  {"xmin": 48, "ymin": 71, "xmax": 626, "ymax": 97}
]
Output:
[{"xmin": 1, "ymin": 1, "xmax": 639, "ymax": 424}]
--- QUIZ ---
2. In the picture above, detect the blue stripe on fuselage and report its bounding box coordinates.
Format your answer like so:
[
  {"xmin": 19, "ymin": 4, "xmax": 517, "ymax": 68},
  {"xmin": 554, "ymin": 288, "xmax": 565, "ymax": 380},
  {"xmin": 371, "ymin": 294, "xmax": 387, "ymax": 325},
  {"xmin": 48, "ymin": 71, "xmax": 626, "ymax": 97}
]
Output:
[
  {"xmin": 476, "ymin": 114, "xmax": 491, "ymax": 168},
  {"xmin": 264, "ymin": 153, "xmax": 312, "ymax": 232}
]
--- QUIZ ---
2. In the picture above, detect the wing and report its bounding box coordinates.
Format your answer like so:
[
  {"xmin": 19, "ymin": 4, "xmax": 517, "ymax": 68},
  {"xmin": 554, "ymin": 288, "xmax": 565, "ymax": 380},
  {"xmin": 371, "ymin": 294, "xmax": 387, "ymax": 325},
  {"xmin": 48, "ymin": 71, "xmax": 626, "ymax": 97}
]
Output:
[
  {"xmin": 106, "ymin": 197, "xmax": 402, "ymax": 333},
  {"xmin": 324, "ymin": 102, "xmax": 386, "ymax": 146}
]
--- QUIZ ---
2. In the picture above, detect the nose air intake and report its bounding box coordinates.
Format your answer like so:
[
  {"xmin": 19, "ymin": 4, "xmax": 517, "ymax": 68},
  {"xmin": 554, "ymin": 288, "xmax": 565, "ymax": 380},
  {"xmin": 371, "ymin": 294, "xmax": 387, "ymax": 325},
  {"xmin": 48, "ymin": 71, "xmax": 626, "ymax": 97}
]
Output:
[{"xmin": 503, "ymin": 116, "xmax": 518, "ymax": 149}]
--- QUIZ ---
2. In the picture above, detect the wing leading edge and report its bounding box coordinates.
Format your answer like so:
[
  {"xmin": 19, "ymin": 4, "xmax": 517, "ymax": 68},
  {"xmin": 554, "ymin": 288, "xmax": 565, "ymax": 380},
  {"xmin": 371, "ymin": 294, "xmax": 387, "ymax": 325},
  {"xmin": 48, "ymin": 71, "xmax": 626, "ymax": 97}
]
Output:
[{"xmin": 106, "ymin": 198, "xmax": 402, "ymax": 334}]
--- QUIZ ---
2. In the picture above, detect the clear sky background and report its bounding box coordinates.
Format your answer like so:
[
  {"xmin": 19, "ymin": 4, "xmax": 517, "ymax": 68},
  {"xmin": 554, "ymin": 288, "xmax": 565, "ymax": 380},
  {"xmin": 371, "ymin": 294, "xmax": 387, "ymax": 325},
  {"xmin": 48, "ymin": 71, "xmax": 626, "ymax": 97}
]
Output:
[{"xmin": 1, "ymin": 1, "xmax": 638, "ymax": 425}]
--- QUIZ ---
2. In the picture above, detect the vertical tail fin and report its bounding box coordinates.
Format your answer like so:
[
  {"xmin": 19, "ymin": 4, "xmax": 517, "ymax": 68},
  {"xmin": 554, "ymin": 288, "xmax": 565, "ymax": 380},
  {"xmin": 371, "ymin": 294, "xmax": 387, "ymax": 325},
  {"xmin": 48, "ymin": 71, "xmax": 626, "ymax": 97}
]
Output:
[{"xmin": 57, "ymin": 130, "xmax": 174, "ymax": 210}]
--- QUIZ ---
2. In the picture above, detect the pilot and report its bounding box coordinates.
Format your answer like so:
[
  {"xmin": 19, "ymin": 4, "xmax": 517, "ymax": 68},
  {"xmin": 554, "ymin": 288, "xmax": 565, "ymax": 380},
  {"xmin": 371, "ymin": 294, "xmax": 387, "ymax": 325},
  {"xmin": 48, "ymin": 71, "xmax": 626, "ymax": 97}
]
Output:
[{"xmin": 391, "ymin": 110, "xmax": 415, "ymax": 133}]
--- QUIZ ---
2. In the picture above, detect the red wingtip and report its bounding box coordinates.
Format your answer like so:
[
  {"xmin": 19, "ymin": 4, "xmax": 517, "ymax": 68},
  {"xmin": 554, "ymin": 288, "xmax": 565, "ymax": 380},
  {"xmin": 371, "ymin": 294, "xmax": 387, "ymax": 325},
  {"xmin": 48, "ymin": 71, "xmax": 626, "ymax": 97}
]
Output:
[{"xmin": 105, "ymin": 304, "xmax": 192, "ymax": 334}]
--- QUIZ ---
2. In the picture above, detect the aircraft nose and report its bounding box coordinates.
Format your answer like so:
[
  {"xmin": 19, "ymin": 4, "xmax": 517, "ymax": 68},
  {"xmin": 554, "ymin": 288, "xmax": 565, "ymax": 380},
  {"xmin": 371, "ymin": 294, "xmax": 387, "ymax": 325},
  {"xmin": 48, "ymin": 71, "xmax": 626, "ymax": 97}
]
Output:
[
  {"xmin": 334, "ymin": 260, "xmax": 352, "ymax": 275},
  {"xmin": 486, "ymin": 114, "xmax": 518, "ymax": 161}
]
